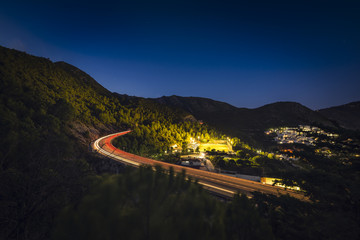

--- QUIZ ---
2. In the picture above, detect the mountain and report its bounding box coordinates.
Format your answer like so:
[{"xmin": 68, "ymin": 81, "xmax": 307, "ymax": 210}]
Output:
[
  {"xmin": 156, "ymin": 95, "xmax": 239, "ymax": 113},
  {"xmin": 55, "ymin": 61, "xmax": 112, "ymax": 97},
  {"xmin": 155, "ymin": 96, "xmax": 338, "ymax": 145},
  {"xmin": 2, "ymin": 45, "xmax": 360, "ymax": 240},
  {"xmin": 0, "ymin": 46, "xmax": 218, "ymax": 239},
  {"xmin": 319, "ymin": 101, "xmax": 360, "ymax": 130},
  {"xmin": 252, "ymin": 101, "xmax": 335, "ymax": 129}
]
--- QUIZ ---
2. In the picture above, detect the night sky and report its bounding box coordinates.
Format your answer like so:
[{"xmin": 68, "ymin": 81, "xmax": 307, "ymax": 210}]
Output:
[{"xmin": 1, "ymin": 0, "xmax": 359, "ymax": 109}]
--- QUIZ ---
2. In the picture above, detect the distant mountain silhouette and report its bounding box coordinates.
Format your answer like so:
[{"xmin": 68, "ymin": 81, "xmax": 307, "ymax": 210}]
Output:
[
  {"xmin": 156, "ymin": 95, "xmax": 239, "ymax": 113},
  {"xmin": 319, "ymin": 101, "xmax": 360, "ymax": 130},
  {"xmin": 156, "ymin": 96, "xmax": 337, "ymax": 129},
  {"xmin": 155, "ymin": 96, "xmax": 341, "ymax": 145},
  {"xmin": 253, "ymin": 102, "xmax": 335, "ymax": 129}
]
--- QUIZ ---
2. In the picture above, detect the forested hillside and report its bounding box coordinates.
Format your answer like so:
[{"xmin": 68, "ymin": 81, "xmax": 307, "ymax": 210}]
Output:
[
  {"xmin": 0, "ymin": 46, "xmax": 221, "ymax": 239},
  {"xmin": 0, "ymin": 46, "xmax": 95, "ymax": 239},
  {"xmin": 1, "ymin": 46, "xmax": 360, "ymax": 240}
]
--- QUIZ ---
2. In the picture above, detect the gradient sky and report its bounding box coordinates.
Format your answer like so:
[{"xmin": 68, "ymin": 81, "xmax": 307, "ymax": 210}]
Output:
[{"xmin": 1, "ymin": 0, "xmax": 359, "ymax": 109}]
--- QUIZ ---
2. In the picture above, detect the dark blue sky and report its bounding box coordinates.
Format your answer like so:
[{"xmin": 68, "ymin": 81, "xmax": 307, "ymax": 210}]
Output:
[{"xmin": 1, "ymin": 0, "xmax": 359, "ymax": 109}]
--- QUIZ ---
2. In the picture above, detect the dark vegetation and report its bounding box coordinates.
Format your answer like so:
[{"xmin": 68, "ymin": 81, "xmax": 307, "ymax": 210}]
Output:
[
  {"xmin": 0, "ymin": 47, "xmax": 94, "ymax": 239},
  {"xmin": 256, "ymin": 155, "xmax": 360, "ymax": 239},
  {"xmin": 0, "ymin": 46, "xmax": 219, "ymax": 239},
  {"xmin": 53, "ymin": 166, "xmax": 274, "ymax": 240},
  {"xmin": 111, "ymin": 103, "xmax": 220, "ymax": 157},
  {"xmin": 1, "ymin": 46, "xmax": 360, "ymax": 239}
]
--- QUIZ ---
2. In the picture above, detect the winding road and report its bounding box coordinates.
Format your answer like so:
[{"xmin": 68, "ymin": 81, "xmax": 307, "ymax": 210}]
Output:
[{"xmin": 92, "ymin": 131, "xmax": 307, "ymax": 200}]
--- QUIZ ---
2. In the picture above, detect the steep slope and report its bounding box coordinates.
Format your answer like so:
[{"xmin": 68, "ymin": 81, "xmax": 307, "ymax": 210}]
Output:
[
  {"xmin": 0, "ymin": 46, "xmax": 219, "ymax": 239},
  {"xmin": 319, "ymin": 101, "xmax": 360, "ymax": 130},
  {"xmin": 55, "ymin": 61, "xmax": 112, "ymax": 97},
  {"xmin": 0, "ymin": 46, "xmax": 98, "ymax": 239}
]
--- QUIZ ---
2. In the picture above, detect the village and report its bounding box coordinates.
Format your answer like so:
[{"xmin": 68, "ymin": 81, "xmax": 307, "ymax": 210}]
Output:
[
  {"xmin": 265, "ymin": 125, "xmax": 339, "ymax": 146},
  {"xmin": 164, "ymin": 125, "xmax": 359, "ymax": 182},
  {"xmin": 264, "ymin": 125, "xmax": 360, "ymax": 161}
]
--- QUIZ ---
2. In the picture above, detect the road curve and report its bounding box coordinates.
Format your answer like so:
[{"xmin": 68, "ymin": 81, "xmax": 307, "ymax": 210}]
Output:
[{"xmin": 92, "ymin": 131, "xmax": 307, "ymax": 200}]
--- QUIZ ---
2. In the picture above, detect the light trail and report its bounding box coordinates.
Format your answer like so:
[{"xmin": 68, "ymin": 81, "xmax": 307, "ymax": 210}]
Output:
[{"xmin": 92, "ymin": 131, "xmax": 307, "ymax": 200}]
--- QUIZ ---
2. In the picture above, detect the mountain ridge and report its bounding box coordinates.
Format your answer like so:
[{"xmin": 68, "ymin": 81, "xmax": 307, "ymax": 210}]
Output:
[
  {"xmin": 154, "ymin": 95, "xmax": 349, "ymax": 145},
  {"xmin": 156, "ymin": 95, "xmax": 360, "ymax": 118},
  {"xmin": 319, "ymin": 101, "xmax": 360, "ymax": 130},
  {"xmin": 2, "ymin": 45, "xmax": 358, "ymax": 142},
  {"xmin": 2, "ymin": 45, "xmax": 360, "ymax": 240}
]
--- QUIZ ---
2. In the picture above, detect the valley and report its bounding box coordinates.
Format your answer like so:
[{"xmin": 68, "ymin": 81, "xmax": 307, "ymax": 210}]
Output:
[{"xmin": 1, "ymin": 46, "xmax": 360, "ymax": 240}]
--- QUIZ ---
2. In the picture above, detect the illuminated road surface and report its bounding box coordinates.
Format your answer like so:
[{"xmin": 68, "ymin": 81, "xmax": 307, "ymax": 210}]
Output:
[{"xmin": 93, "ymin": 131, "xmax": 307, "ymax": 200}]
